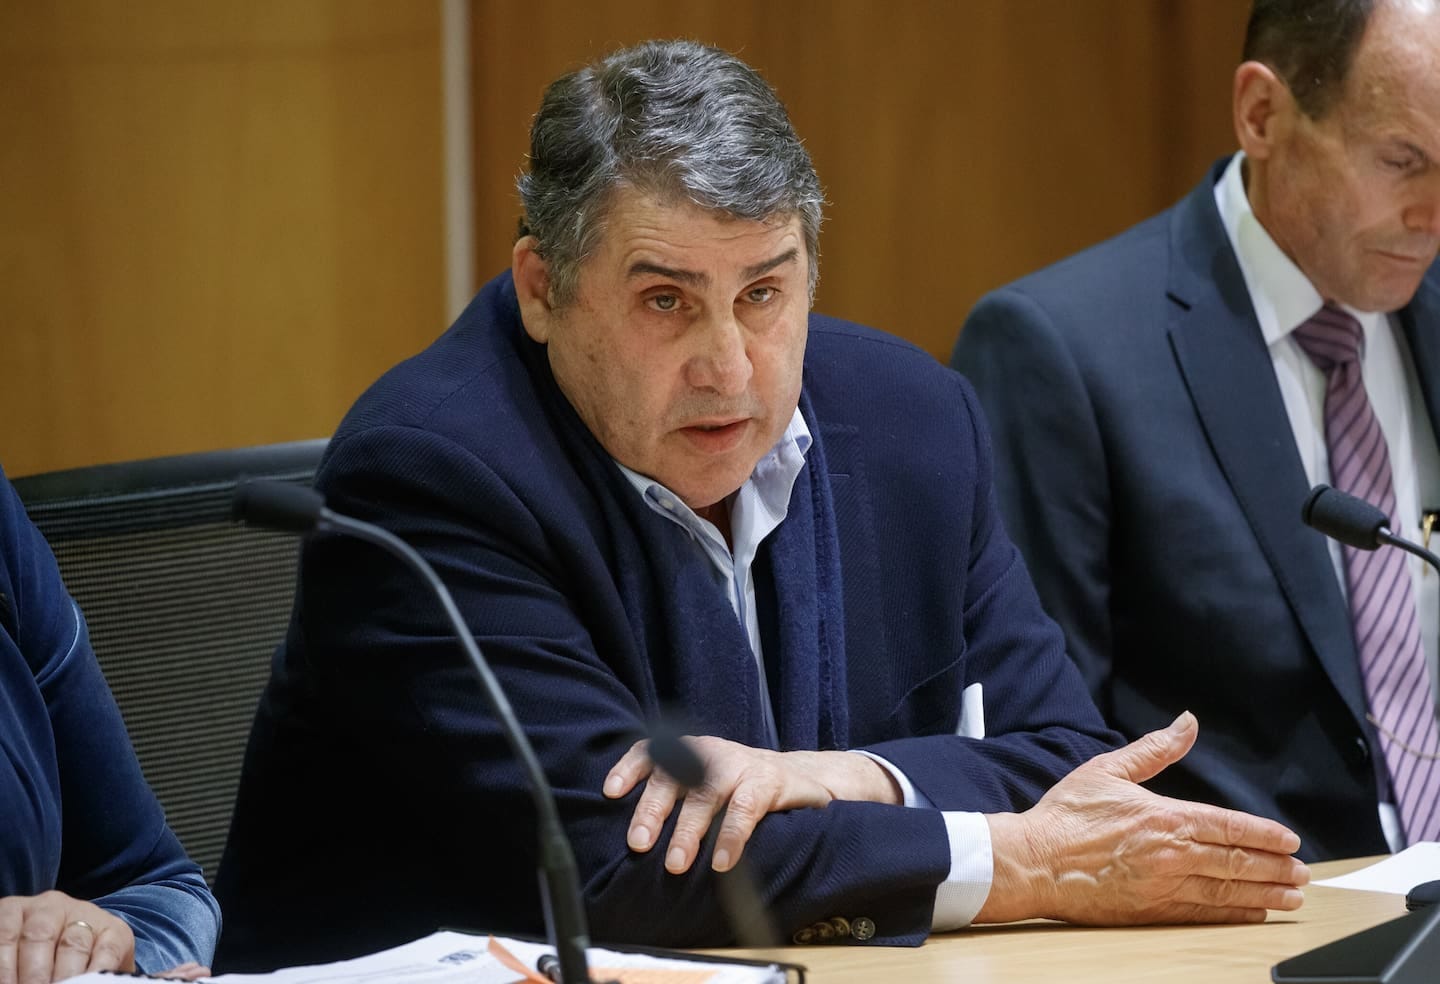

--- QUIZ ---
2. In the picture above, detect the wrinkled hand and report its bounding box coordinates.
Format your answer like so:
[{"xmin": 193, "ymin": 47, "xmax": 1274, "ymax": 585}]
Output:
[
  {"xmin": 978, "ymin": 711, "xmax": 1309, "ymax": 925},
  {"xmin": 0, "ymin": 891, "xmax": 135, "ymax": 983},
  {"xmin": 604, "ymin": 736, "xmax": 900, "ymax": 875}
]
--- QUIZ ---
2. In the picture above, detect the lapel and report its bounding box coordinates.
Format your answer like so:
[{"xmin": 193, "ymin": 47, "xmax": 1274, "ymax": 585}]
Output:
[
  {"xmin": 1165, "ymin": 164, "xmax": 1368, "ymax": 729},
  {"xmin": 631, "ymin": 390, "xmax": 849, "ymax": 753},
  {"xmin": 1399, "ymin": 269, "xmax": 1440, "ymax": 435},
  {"xmin": 764, "ymin": 392, "xmax": 849, "ymax": 753}
]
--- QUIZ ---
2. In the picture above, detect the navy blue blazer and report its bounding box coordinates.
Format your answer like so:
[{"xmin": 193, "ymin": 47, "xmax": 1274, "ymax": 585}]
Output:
[
  {"xmin": 0, "ymin": 469, "xmax": 220, "ymax": 971},
  {"xmin": 216, "ymin": 272, "xmax": 1117, "ymax": 970},
  {"xmin": 953, "ymin": 160, "xmax": 1440, "ymax": 861}
]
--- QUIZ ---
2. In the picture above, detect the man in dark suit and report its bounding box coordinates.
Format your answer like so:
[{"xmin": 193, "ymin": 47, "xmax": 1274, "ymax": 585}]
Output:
[
  {"xmin": 953, "ymin": 0, "xmax": 1440, "ymax": 862},
  {"xmin": 216, "ymin": 40, "xmax": 1307, "ymax": 971}
]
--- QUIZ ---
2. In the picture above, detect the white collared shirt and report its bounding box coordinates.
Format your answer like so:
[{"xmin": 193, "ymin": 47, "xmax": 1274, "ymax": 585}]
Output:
[
  {"xmin": 1215, "ymin": 152, "xmax": 1440, "ymax": 849},
  {"xmin": 617, "ymin": 407, "xmax": 992, "ymax": 928}
]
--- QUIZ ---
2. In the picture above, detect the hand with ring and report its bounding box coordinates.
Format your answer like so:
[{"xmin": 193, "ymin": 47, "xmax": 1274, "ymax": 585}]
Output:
[{"xmin": 0, "ymin": 891, "xmax": 134, "ymax": 982}]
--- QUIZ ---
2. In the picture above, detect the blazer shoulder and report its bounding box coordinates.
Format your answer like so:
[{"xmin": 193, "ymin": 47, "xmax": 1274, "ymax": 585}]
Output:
[
  {"xmin": 327, "ymin": 273, "xmax": 556, "ymax": 469},
  {"xmin": 807, "ymin": 315, "xmax": 955, "ymax": 382},
  {"xmin": 993, "ymin": 208, "xmax": 1174, "ymax": 311},
  {"xmin": 803, "ymin": 314, "xmax": 983, "ymax": 457},
  {"xmin": 807, "ymin": 315, "xmax": 966, "ymax": 404}
]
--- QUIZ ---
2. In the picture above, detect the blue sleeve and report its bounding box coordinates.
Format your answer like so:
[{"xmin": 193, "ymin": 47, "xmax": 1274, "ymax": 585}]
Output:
[
  {"xmin": 850, "ymin": 371, "xmax": 1122, "ymax": 808},
  {"xmin": 2, "ymin": 473, "xmax": 221, "ymax": 971}
]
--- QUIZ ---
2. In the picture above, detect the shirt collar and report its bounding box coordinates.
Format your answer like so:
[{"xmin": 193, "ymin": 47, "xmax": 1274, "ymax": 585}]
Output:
[{"xmin": 615, "ymin": 407, "xmax": 812, "ymax": 554}]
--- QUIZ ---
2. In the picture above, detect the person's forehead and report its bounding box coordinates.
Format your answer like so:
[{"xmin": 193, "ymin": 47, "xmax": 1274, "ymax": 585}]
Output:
[
  {"xmin": 608, "ymin": 190, "xmax": 798, "ymax": 240},
  {"xmin": 1340, "ymin": 2, "xmax": 1440, "ymax": 124},
  {"xmin": 588, "ymin": 190, "xmax": 805, "ymax": 274}
]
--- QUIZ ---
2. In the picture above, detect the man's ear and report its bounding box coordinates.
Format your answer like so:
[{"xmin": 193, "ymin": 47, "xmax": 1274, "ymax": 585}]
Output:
[
  {"xmin": 512, "ymin": 236, "xmax": 555, "ymax": 343},
  {"xmin": 1233, "ymin": 60, "xmax": 1291, "ymax": 161}
]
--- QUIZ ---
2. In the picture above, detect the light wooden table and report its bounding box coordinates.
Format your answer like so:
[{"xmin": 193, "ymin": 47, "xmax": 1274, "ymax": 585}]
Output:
[{"xmin": 722, "ymin": 857, "xmax": 1412, "ymax": 982}]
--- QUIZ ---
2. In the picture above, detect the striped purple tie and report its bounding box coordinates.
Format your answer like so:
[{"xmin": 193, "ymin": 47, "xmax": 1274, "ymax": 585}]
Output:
[{"xmin": 1295, "ymin": 304, "xmax": 1440, "ymax": 843}]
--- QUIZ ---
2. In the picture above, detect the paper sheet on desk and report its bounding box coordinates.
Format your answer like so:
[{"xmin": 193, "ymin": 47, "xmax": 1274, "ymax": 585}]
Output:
[
  {"xmin": 74, "ymin": 930, "xmax": 785, "ymax": 984},
  {"xmin": 1313, "ymin": 842, "xmax": 1440, "ymax": 894}
]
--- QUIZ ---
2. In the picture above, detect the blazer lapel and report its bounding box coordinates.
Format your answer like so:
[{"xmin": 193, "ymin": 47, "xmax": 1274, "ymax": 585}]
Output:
[
  {"xmin": 763, "ymin": 392, "xmax": 850, "ymax": 753},
  {"xmin": 1165, "ymin": 170, "xmax": 1368, "ymax": 729},
  {"xmin": 1400, "ymin": 269, "xmax": 1440, "ymax": 431}
]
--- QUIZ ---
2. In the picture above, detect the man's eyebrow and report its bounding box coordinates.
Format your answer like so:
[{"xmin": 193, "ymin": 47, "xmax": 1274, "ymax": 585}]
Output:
[
  {"xmin": 627, "ymin": 262, "xmax": 708, "ymax": 287},
  {"xmin": 742, "ymin": 248, "xmax": 799, "ymax": 282},
  {"xmin": 625, "ymin": 247, "xmax": 800, "ymax": 287}
]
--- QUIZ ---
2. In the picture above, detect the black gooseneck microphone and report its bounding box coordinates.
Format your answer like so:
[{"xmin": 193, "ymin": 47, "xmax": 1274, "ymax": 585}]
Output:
[
  {"xmin": 231, "ymin": 480, "xmax": 598, "ymax": 984},
  {"xmin": 1272, "ymin": 484, "xmax": 1440, "ymax": 981},
  {"xmin": 1301, "ymin": 483, "xmax": 1440, "ymax": 567},
  {"xmin": 1299, "ymin": 484, "xmax": 1440, "ymax": 914},
  {"xmin": 646, "ymin": 726, "xmax": 781, "ymax": 948}
]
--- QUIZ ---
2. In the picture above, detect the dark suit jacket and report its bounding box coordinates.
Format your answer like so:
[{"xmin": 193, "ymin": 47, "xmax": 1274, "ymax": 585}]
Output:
[
  {"xmin": 215, "ymin": 271, "xmax": 1118, "ymax": 970},
  {"xmin": 952, "ymin": 160, "xmax": 1440, "ymax": 861}
]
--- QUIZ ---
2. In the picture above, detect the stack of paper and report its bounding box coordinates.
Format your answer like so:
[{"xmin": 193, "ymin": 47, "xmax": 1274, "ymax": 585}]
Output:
[{"xmin": 75, "ymin": 930, "xmax": 795, "ymax": 984}]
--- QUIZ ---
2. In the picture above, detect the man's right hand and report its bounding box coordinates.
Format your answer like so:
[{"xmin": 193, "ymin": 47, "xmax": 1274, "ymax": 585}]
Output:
[
  {"xmin": 604, "ymin": 736, "xmax": 901, "ymax": 876},
  {"xmin": 977, "ymin": 711, "xmax": 1310, "ymax": 925}
]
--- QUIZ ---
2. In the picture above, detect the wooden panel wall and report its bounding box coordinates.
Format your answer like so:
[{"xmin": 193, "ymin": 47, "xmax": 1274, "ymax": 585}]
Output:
[
  {"xmin": 1, "ymin": 0, "xmax": 1251, "ymax": 477},
  {"xmin": 471, "ymin": 0, "xmax": 1251, "ymax": 358},
  {"xmin": 0, "ymin": 1, "xmax": 445, "ymax": 477}
]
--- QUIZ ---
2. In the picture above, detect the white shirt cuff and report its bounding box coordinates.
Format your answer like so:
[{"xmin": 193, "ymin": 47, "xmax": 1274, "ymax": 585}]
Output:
[
  {"xmin": 932, "ymin": 811, "xmax": 993, "ymax": 930},
  {"xmin": 847, "ymin": 752, "xmax": 993, "ymax": 930}
]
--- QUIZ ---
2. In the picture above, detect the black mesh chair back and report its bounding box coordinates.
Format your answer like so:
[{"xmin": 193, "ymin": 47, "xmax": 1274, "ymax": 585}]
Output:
[{"xmin": 12, "ymin": 440, "xmax": 327, "ymax": 886}]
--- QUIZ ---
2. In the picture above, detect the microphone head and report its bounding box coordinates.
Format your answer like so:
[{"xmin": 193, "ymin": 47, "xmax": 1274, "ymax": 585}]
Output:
[
  {"xmin": 647, "ymin": 725, "xmax": 706, "ymax": 790},
  {"xmin": 232, "ymin": 480, "xmax": 326, "ymax": 534},
  {"xmin": 1301, "ymin": 484, "xmax": 1388, "ymax": 550}
]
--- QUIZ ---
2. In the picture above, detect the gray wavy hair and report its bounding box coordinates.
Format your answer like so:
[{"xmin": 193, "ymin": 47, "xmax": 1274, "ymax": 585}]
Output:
[{"xmin": 516, "ymin": 40, "xmax": 824, "ymax": 307}]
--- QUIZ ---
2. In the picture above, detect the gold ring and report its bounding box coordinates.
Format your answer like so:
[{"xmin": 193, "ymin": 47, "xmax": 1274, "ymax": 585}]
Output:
[{"xmin": 67, "ymin": 920, "xmax": 92, "ymax": 933}]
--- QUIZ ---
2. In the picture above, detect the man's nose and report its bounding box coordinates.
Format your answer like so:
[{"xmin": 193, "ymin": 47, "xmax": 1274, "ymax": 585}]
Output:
[
  {"xmin": 1403, "ymin": 183, "xmax": 1440, "ymax": 239},
  {"xmin": 685, "ymin": 312, "xmax": 753, "ymax": 396}
]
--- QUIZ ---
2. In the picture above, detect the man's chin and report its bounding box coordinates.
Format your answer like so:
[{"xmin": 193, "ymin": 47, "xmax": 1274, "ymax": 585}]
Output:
[
  {"xmin": 1336, "ymin": 267, "xmax": 1429, "ymax": 314},
  {"xmin": 670, "ymin": 463, "xmax": 760, "ymax": 514}
]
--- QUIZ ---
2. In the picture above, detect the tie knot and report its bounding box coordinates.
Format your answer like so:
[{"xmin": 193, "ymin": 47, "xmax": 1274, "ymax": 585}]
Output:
[{"xmin": 1293, "ymin": 304, "xmax": 1364, "ymax": 371}]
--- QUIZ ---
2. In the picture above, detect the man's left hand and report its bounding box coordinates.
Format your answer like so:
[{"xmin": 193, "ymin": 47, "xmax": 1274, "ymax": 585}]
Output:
[{"xmin": 604, "ymin": 736, "xmax": 901, "ymax": 875}]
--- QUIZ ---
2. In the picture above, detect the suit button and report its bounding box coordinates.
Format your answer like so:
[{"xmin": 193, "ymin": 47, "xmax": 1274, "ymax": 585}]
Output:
[{"xmin": 793, "ymin": 916, "xmax": 876, "ymax": 944}]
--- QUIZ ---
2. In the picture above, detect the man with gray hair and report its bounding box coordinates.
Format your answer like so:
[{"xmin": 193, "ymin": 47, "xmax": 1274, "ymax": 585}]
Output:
[{"xmin": 215, "ymin": 40, "xmax": 1307, "ymax": 970}]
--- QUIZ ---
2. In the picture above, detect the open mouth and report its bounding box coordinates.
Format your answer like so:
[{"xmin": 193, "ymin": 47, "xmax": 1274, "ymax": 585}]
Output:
[{"xmin": 680, "ymin": 419, "xmax": 749, "ymax": 451}]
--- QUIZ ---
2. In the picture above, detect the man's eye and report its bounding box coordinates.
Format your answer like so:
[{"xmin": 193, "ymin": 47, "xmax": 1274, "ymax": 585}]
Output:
[
  {"xmin": 648, "ymin": 294, "xmax": 680, "ymax": 312},
  {"xmin": 746, "ymin": 286, "xmax": 775, "ymax": 304}
]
